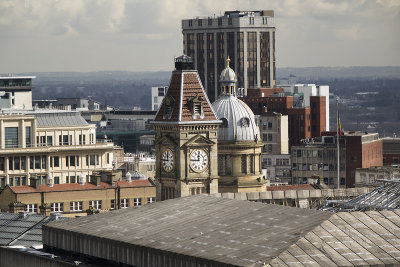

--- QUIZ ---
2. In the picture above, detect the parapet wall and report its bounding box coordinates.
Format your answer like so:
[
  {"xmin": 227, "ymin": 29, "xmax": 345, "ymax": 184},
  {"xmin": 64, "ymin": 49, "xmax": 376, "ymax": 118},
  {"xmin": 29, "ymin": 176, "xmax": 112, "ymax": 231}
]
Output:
[{"xmin": 213, "ymin": 187, "xmax": 372, "ymax": 208}]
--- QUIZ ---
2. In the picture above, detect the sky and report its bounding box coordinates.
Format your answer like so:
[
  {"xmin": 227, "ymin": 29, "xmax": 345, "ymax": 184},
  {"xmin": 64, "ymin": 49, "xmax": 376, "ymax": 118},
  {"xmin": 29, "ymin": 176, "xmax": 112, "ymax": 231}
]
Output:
[{"xmin": 0, "ymin": 0, "xmax": 399, "ymax": 73}]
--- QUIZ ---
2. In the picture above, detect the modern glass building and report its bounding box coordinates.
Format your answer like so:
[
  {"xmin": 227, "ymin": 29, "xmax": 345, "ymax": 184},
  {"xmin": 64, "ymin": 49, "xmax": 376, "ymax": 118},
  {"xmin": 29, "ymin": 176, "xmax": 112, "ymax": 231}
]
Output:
[{"xmin": 182, "ymin": 10, "xmax": 276, "ymax": 102}]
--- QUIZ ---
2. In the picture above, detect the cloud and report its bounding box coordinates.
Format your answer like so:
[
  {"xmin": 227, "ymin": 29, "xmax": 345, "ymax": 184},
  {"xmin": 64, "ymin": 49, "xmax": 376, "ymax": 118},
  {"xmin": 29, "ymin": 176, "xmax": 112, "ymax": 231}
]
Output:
[{"xmin": 0, "ymin": 0, "xmax": 398, "ymax": 72}]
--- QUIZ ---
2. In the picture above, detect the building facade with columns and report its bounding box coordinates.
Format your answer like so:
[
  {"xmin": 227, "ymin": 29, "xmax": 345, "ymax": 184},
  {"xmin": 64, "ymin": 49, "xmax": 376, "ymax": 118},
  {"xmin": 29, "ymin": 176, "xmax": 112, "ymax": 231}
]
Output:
[
  {"xmin": 212, "ymin": 58, "xmax": 265, "ymax": 192},
  {"xmin": 182, "ymin": 10, "xmax": 276, "ymax": 102},
  {"xmin": 0, "ymin": 111, "xmax": 114, "ymax": 189}
]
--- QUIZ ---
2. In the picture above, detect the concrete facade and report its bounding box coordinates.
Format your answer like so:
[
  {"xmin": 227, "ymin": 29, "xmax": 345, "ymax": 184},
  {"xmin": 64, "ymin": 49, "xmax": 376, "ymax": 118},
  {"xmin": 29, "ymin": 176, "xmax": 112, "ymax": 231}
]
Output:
[
  {"xmin": 151, "ymin": 86, "xmax": 168, "ymax": 111},
  {"xmin": 0, "ymin": 76, "xmax": 35, "ymax": 110},
  {"xmin": 0, "ymin": 112, "xmax": 114, "ymax": 188},
  {"xmin": 182, "ymin": 10, "xmax": 276, "ymax": 102}
]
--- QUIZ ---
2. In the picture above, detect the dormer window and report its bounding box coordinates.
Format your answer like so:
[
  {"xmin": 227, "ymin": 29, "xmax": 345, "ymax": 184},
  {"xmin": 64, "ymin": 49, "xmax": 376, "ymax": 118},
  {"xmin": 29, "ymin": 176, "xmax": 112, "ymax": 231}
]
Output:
[
  {"xmin": 189, "ymin": 93, "xmax": 204, "ymax": 119},
  {"xmin": 239, "ymin": 117, "xmax": 250, "ymax": 127},
  {"xmin": 221, "ymin": 118, "xmax": 228, "ymax": 128},
  {"xmin": 163, "ymin": 96, "xmax": 175, "ymax": 119}
]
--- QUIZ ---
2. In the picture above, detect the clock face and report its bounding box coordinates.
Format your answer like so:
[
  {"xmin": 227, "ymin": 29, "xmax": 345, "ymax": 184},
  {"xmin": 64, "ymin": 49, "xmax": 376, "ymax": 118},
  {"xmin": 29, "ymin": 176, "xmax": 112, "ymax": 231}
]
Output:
[
  {"xmin": 161, "ymin": 149, "xmax": 174, "ymax": 172},
  {"xmin": 189, "ymin": 149, "xmax": 208, "ymax": 172}
]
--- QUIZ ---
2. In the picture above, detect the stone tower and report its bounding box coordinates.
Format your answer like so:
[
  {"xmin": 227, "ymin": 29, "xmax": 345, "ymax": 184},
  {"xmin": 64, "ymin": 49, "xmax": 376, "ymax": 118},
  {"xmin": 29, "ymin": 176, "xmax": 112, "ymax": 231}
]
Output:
[{"xmin": 152, "ymin": 56, "xmax": 221, "ymax": 200}]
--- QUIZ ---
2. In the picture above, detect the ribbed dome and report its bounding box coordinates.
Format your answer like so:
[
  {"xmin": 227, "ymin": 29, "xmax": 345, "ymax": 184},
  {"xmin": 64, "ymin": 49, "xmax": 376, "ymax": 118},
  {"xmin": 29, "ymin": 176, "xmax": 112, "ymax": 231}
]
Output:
[{"xmin": 212, "ymin": 95, "xmax": 260, "ymax": 141}]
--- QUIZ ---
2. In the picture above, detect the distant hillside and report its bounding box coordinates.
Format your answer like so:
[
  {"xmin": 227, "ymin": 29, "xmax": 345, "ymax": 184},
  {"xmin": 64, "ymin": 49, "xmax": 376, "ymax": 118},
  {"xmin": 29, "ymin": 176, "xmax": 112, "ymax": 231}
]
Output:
[{"xmin": 276, "ymin": 66, "xmax": 400, "ymax": 80}]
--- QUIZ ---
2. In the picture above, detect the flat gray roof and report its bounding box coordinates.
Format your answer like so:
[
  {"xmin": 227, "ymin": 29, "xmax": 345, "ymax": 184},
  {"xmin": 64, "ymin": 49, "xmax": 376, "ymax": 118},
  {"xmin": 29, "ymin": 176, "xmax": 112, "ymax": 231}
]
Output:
[
  {"xmin": 45, "ymin": 194, "xmax": 330, "ymax": 266},
  {"xmin": 36, "ymin": 112, "xmax": 88, "ymax": 127}
]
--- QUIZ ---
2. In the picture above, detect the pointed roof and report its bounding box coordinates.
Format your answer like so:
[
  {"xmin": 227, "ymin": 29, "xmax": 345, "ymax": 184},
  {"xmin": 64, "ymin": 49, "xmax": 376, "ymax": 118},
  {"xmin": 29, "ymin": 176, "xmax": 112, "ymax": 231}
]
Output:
[{"xmin": 153, "ymin": 69, "xmax": 219, "ymax": 124}]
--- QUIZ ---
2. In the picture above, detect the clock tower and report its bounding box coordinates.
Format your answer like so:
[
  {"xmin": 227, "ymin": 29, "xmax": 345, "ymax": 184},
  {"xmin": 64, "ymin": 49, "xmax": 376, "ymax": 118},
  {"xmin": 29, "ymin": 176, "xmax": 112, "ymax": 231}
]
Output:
[{"xmin": 152, "ymin": 56, "xmax": 221, "ymax": 200}]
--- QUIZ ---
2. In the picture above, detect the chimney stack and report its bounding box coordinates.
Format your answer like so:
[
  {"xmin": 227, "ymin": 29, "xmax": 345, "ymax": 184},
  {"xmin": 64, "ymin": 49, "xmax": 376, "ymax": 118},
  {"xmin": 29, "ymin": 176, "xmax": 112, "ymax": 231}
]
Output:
[
  {"xmin": 30, "ymin": 177, "xmax": 40, "ymax": 190},
  {"xmin": 79, "ymin": 174, "xmax": 85, "ymax": 185}
]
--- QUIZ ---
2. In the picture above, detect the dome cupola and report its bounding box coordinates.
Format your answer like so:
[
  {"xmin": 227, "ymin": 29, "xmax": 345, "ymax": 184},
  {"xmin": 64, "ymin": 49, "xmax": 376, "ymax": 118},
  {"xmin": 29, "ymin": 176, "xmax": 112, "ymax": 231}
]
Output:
[
  {"xmin": 219, "ymin": 57, "xmax": 237, "ymax": 96},
  {"xmin": 212, "ymin": 58, "xmax": 260, "ymax": 142}
]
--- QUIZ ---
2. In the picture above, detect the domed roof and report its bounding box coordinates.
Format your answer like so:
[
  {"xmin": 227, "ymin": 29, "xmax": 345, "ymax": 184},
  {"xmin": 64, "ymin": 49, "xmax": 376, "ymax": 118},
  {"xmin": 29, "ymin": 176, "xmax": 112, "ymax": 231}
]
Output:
[
  {"xmin": 219, "ymin": 57, "xmax": 237, "ymax": 86},
  {"xmin": 131, "ymin": 170, "xmax": 146, "ymax": 180},
  {"xmin": 212, "ymin": 95, "xmax": 260, "ymax": 141}
]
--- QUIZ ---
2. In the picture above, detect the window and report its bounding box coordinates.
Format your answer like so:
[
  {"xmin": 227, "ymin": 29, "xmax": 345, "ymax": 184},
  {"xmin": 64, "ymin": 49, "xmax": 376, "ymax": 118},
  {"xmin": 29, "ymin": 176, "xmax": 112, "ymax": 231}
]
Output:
[
  {"xmin": 34, "ymin": 156, "xmax": 40, "ymax": 169},
  {"xmin": 9, "ymin": 157, "xmax": 13, "ymax": 171},
  {"xmin": 9, "ymin": 177, "xmax": 14, "ymax": 186},
  {"xmin": 240, "ymin": 117, "xmax": 250, "ymax": 127},
  {"xmin": 249, "ymin": 17, "xmax": 254, "ymax": 24},
  {"xmin": 25, "ymin": 126, "xmax": 31, "ymax": 147},
  {"xmin": 0, "ymin": 177, "xmax": 5, "ymax": 188},
  {"xmin": 47, "ymin": 136, "xmax": 53, "ymax": 146},
  {"xmin": 5, "ymin": 127, "xmax": 18, "ymax": 148},
  {"xmin": 111, "ymin": 199, "xmax": 116, "ymax": 209},
  {"xmin": 241, "ymin": 155, "xmax": 247, "ymax": 173},
  {"xmin": 90, "ymin": 155, "xmax": 96, "ymax": 166},
  {"xmin": 158, "ymin": 87, "xmax": 165, "ymax": 96},
  {"xmin": 134, "ymin": 198, "xmax": 142, "ymax": 206},
  {"xmin": 340, "ymin": 178, "xmax": 346, "ymax": 185},
  {"xmin": 20, "ymin": 156, "xmax": 26, "ymax": 170},
  {"xmin": 53, "ymin": 156, "xmax": 59, "ymax": 167},
  {"xmin": 13, "ymin": 157, "xmax": 21, "ymax": 170},
  {"xmin": 89, "ymin": 200, "xmax": 102, "ymax": 210},
  {"xmin": 40, "ymin": 136, "xmax": 46, "ymax": 146},
  {"xmin": 268, "ymin": 145, "xmax": 272, "ymax": 152},
  {"xmin": 250, "ymin": 155, "xmax": 254, "ymax": 174},
  {"xmin": 70, "ymin": 156, "xmax": 75, "ymax": 166},
  {"xmin": 121, "ymin": 198, "xmax": 129, "ymax": 208},
  {"xmin": 41, "ymin": 155, "xmax": 46, "ymax": 169},
  {"xmin": 25, "ymin": 204, "xmax": 38, "ymax": 213},
  {"xmin": 147, "ymin": 197, "xmax": 155, "ymax": 204},
  {"xmin": 0, "ymin": 157, "xmax": 4, "ymax": 171},
  {"xmin": 70, "ymin": 176, "xmax": 76, "ymax": 183},
  {"xmin": 51, "ymin": 202, "xmax": 64, "ymax": 212},
  {"xmin": 70, "ymin": 201, "xmax": 83, "ymax": 211},
  {"xmin": 29, "ymin": 156, "xmax": 34, "ymax": 169},
  {"xmin": 268, "ymin": 122, "xmax": 272, "ymax": 129},
  {"xmin": 63, "ymin": 135, "xmax": 69, "ymax": 145},
  {"xmin": 54, "ymin": 176, "xmax": 60, "ymax": 184}
]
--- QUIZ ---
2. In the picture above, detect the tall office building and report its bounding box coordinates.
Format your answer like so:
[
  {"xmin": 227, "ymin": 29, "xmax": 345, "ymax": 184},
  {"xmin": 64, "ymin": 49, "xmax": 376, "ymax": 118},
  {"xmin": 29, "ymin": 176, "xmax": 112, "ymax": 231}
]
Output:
[{"xmin": 182, "ymin": 10, "xmax": 276, "ymax": 102}]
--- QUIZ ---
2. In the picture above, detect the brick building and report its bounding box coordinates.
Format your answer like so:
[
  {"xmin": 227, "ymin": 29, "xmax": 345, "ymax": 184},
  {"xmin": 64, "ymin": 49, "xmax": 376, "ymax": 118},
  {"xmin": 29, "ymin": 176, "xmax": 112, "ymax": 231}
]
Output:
[
  {"xmin": 382, "ymin": 137, "xmax": 400, "ymax": 165},
  {"xmin": 0, "ymin": 175, "xmax": 156, "ymax": 216},
  {"xmin": 345, "ymin": 132, "xmax": 383, "ymax": 187},
  {"xmin": 241, "ymin": 89, "xmax": 326, "ymax": 148}
]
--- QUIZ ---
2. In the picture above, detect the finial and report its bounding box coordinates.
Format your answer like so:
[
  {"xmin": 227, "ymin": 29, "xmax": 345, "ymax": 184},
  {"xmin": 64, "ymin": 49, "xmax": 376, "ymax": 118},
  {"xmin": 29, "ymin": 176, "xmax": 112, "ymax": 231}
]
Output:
[{"xmin": 226, "ymin": 57, "xmax": 230, "ymax": 68}]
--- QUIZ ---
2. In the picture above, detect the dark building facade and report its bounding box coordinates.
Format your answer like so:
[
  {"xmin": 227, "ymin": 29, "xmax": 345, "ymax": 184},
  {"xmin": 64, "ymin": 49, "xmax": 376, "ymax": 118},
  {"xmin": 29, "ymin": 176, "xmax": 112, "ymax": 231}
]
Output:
[{"xmin": 182, "ymin": 10, "xmax": 276, "ymax": 102}]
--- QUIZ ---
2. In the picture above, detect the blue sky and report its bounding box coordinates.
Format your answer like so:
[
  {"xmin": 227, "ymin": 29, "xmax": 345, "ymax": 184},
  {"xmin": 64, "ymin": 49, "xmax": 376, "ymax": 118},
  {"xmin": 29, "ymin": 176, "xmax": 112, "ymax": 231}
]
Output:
[{"xmin": 0, "ymin": 0, "xmax": 399, "ymax": 72}]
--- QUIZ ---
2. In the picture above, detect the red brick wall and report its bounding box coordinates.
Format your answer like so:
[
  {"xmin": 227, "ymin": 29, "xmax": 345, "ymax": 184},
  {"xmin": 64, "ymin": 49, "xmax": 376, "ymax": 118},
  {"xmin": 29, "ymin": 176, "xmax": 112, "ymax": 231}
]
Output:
[
  {"xmin": 310, "ymin": 96, "xmax": 326, "ymax": 138},
  {"xmin": 383, "ymin": 153, "xmax": 400, "ymax": 165},
  {"xmin": 345, "ymin": 136, "xmax": 382, "ymax": 187}
]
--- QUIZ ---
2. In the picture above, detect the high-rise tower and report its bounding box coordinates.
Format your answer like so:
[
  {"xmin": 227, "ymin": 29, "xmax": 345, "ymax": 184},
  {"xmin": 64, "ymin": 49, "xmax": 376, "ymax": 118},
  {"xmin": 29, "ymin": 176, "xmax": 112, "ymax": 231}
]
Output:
[{"xmin": 182, "ymin": 10, "xmax": 276, "ymax": 102}]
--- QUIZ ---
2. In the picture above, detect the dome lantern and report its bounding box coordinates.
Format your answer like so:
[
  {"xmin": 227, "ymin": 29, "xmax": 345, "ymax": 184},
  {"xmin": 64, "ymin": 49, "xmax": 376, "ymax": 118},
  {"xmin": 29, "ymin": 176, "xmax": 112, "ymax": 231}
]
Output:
[{"xmin": 219, "ymin": 57, "xmax": 237, "ymax": 96}]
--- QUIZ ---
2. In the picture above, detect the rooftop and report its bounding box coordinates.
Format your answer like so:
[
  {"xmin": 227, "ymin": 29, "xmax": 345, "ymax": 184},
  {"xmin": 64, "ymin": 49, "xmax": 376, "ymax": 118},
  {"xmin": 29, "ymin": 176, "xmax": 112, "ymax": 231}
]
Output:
[
  {"xmin": 43, "ymin": 194, "xmax": 400, "ymax": 266},
  {"xmin": 45, "ymin": 194, "xmax": 330, "ymax": 266},
  {"xmin": 0, "ymin": 212, "xmax": 67, "ymax": 246}
]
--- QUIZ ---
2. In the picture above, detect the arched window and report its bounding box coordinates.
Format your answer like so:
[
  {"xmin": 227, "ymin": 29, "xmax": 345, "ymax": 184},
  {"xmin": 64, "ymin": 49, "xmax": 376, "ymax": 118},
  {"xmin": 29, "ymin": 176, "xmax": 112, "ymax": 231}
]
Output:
[{"xmin": 221, "ymin": 118, "xmax": 228, "ymax": 128}]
